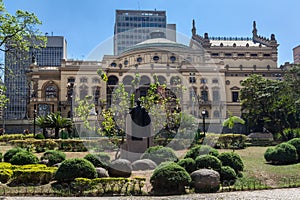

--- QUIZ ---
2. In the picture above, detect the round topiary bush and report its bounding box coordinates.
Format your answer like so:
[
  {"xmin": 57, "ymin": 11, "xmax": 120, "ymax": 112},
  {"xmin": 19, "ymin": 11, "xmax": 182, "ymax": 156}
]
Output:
[
  {"xmin": 177, "ymin": 158, "xmax": 196, "ymax": 174},
  {"xmin": 264, "ymin": 142, "xmax": 298, "ymax": 165},
  {"xmin": 55, "ymin": 158, "xmax": 97, "ymax": 182},
  {"xmin": 108, "ymin": 159, "xmax": 132, "ymax": 178},
  {"xmin": 10, "ymin": 151, "xmax": 39, "ymax": 165},
  {"xmin": 84, "ymin": 153, "xmax": 110, "ymax": 169},
  {"xmin": 4, "ymin": 148, "xmax": 26, "ymax": 163},
  {"xmin": 288, "ymin": 138, "xmax": 300, "ymax": 160},
  {"xmin": 140, "ymin": 146, "xmax": 178, "ymax": 165},
  {"xmin": 184, "ymin": 145, "xmax": 219, "ymax": 160},
  {"xmin": 150, "ymin": 162, "xmax": 191, "ymax": 195},
  {"xmin": 217, "ymin": 152, "xmax": 244, "ymax": 173},
  {"xmin": 41, "ymin": 150, "xmax": 66, "ymax": 166},
  {"xmin": 220, "ymin": 166, "xmax": 237, "ymax": 185},
  {"xmin": 195, "ymin": 155, "xmax": 222, "ymax": 172}
]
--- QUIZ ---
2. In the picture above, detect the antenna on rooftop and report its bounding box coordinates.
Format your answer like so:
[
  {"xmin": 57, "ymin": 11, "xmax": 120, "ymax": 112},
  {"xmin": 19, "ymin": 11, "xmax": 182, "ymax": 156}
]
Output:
[{"xmin": 138, "ymin": 1, "xmax": 140, "ymax": 10}]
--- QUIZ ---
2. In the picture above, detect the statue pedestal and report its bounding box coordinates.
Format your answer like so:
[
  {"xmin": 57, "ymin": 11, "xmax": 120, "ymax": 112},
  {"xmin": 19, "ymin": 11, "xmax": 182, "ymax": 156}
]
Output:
[{"xmin": 121, "ymin": 114, "xmax": 154, "ymax": 162}]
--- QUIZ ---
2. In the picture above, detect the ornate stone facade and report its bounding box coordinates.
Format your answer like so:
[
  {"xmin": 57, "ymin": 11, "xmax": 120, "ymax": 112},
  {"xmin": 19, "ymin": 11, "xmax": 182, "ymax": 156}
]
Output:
[{"xmin": 24, "ymin": 20, "xmax": 284, "ymax": 134}]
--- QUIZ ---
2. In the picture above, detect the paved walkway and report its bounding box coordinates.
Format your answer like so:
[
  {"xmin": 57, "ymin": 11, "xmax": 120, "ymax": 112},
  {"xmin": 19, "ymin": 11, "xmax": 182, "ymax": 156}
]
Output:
[{"xmin": 2, "ymin": 188, "xmax": 300, "ymax": 200}]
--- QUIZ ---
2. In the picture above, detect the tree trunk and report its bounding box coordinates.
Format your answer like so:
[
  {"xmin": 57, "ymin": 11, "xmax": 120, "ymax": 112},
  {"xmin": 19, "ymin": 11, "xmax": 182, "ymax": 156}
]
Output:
[{"xmin": 55, "ymin": 128, "xmax": 59, "ymax": 139}]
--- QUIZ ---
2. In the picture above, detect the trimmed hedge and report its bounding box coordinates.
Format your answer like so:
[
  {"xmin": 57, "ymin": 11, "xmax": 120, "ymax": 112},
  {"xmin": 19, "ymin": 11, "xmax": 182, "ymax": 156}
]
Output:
[
  {"xmin": 217, "ymin": 152, "xmax": 244, "ymax": 173},
  {"xmin": 177, "ymin": 158, "xmax": 196, "ymax": 174},
  {"xmin": 41, "ymin": 150, "xmax": 66, "ymax": 166},
  {"xmin": 0, "ymin": 164, "xmax": 57, "ymax": 186},
  {"xmin": 264, "ymin": 142, "xmax": 298, "ymax": 165},
  {"xmin": 55, "ymin": 158, "xmax": 97, "ymax": 182},
  {"xmin": 3, "ymin": 148, "xmax": 26, "ymax": 163},
  {"xmin": 84, "ymin": 153, "xmax": 110, "ymax": 169},
  {"xmin": 0, "ymin": 134, "xmax": 34, "ymax": 142},
  {"xmin": 195, "ymin": 155, "xmax": 222, "ymax": 172},
  {"xmin": 71, "ymin": 177, "xmax": 146, "ymax": 195},
  {"xmin": 150, "ymin": 162, "xmax": 191, "ymax": 195},
  {"xmin": 9, "ymin": 138, "xmax": 119, "ymax": 152},
  {"xmin": 287, "ymin": 138, "xmax": 300, "ymax": 160},
  {"xmin": 9, "ymin": 168, "xmax": 56, "ymax": 186},
  {"xmin": 10, "ymin": 151, "xmax": 39, "ymax": 165},
  {"xmin": 220, "ymin": 166, "xmax": 237, "ymax": 184},
  {"xmin": 184, "ymin": 145, "xmax": 219, "ymax": 160},
  {"xmin": 140, "ymin": 146, "xmax": 178, "ymax": 165},
  {"xmin": 0, "ymin": 169, "xmax": 13, "ymax": 183}
]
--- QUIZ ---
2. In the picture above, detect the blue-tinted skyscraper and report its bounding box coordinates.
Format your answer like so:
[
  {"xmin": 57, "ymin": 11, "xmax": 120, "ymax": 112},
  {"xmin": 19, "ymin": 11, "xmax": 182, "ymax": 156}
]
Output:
[
  {"xmin": 114, "ymin": 9, "xmax": 176, "ymax": 55},
  {"xmin": 4, "ymin": 36, "xmax": 66, "ymax": 120}
]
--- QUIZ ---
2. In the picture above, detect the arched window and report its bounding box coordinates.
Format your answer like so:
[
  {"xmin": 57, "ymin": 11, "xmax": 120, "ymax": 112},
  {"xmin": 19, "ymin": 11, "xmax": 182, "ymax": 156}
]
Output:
[
  {"xmin": 92, "ymin": 86, "xmax": 100, "ymax": 104},
  {"xmin": 107, "ymin": 75, "xmax": 119, "ymax": 85},
  {"xmin": 92, "ymin": 78, "xmax": 100, "ymax": 84},
  {"xmin": 122, "ymin": 75, "xmax": 134, "ymax": 85},
  {"xmin": 79, "ymin": 85, "xmax": 88, "ymax": 99},
  {"xmin": 80, "ymin": 77, "xmax": 88, "ymax": 83},
  {"xmin": 213, "ymin": 110, "xmax": 220, "ymax": 118},
  {"xmin": 170, "ymin": 76, "xmax": 181, "ymax": 85},
  {"xmin": 45, "ymin": 84, "xmax": 58, "ymax": 98},
  {"xmin": 140, "ymin": 75, "xmax": 151, "ymax": 86},
  {"xmin": 157, "ymin": 76, "xmax": 166, "ymax": 85}
]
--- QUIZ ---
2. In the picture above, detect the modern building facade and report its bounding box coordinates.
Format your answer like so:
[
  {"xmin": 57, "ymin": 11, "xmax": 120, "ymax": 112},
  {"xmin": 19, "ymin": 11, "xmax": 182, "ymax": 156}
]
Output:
[
  {"xmin": 23, "ymin": 20, "xmax": 284, "ymax": 135},
  {"xmin": 293, "ymin": 45, "xmax": 300, "ymax": 64},
  {"xmin": 3, "ymin": 36, "xmax": 66, "ymax": 132},
  {"xmin": 114, "ymin": 9, "xmax": 176, "ymax": 55}
]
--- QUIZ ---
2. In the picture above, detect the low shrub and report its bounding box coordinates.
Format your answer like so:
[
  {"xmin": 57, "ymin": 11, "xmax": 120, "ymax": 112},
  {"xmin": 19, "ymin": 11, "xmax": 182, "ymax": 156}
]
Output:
[
  {"xmin": 177, "ymin": 158, "xmax": 196, "ymax": 174},
  {"xmin": 55, "ymin": 158, "xmax": 97, "ymax": 182},
  {"xmin": 220, "ymin": 166, "xmax": 237, "ymax": 184},
  {"xmin": 184, "ymin": 145, "xmax": 219, "ymax": 160},
  {"xmin": 287, "ymin": 138, "xmax": 300, "ymax": 160},
  {"xmin": 0, "ymin": 169, "xmax": 13, "ymax": 183},
  {"xmin": 218, "ymin": 134, "xmax": 248, "ymax": 149},
  {"xmin": 9, "ymin": 168, "xmax": 56, "ymax": 186},
  {"xmin": 140, "ymin": 146, "xmax": 178, "ymax": 165},
  {"xmin": 264, "ymin": 142, "xmax": 298, "ymax": 165},
  {"xmin": 71, "ymin": 177, "xmax": 146, "ymax": 195},
  {"xmin": 281, "ymin": 128, "xmax": 300, "ymax": 141},
  {"xmin": 10, "ymin": 151, "xmax": 39, "ymax": 165},
  {"xmin": 150, "ymin": 162, "xmax": 191, "ymax": 195},
  {"xmin": 0, "ymin": 134, "xmax": 34, "ymax": 142},
  {"xmin": 195, "ymin": 155, "xmax": 222, "ymax": 172},
  {"xmin": 84, "ymin": 152, "xmax": 110, "ymax": 169},
  {"xmin": 34, "ymin": 133, "xmax": 45, "ymax": 139},
  {"xmin": 0, "ymin": 162, "xmax": 12, "ymax": 169},
  {"xmin": 217, "ymin": 152, "xmax": 244, "ymax": 173},
  {"xmin": 41, "ymin": 150, "xmax": 66, "ymax": 166},
  {"xmin": 3, "ymin": 148, "xmax": 26, "ymax": 162}
]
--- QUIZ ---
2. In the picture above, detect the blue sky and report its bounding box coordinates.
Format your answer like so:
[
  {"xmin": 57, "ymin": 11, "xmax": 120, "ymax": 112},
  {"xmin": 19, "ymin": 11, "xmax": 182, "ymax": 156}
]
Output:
[{"xmin": 3, "ymin": 0, "xmax": 300, "ymax": 65}]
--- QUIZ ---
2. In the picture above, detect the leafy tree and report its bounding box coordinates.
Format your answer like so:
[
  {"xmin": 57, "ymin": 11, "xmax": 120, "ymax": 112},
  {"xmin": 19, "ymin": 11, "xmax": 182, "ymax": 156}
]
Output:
[
  {"xmin": 0, "ymin": 0, "xmax": 46, "ymax": 106},
  {"xmin": 36, "ymin": 115, "xmax": 50, "ymax": 138},
  {"xmin": 36, "ymin": 112, "xmax": 72, "ymax": 138},
  {"xmin": 46, "ymin": 112, "xmax": 72, "ymax": 139},
  {"xmin": 75, "ymin": 72, "xmax": 188, "ymax": 159},
  {"xmin": 240, "ymin": 74, "xmax": 298, "ymax": 137}
]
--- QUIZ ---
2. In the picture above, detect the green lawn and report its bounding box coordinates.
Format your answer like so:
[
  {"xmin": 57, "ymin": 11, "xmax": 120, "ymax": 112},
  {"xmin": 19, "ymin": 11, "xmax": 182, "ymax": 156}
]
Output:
[{"xmin": 221, "ymin": 147, "xmax": 300, "ymax": 188}]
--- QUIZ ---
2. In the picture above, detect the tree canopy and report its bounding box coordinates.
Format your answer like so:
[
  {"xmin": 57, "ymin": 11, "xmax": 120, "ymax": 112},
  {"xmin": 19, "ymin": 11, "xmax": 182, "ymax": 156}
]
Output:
[
  {"xmin": 0, "ymin": 0, "xmax": 46, "ymax": 108},
  {"xmin": 240, "ymin": 70, "xmax": 300, "ymax": 136}
]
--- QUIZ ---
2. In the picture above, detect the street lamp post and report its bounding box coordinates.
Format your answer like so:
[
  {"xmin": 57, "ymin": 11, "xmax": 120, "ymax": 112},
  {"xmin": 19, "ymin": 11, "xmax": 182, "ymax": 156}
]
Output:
[
  {"xmin": 33, "ymin": 109, "xmax": 37, "ymax": 136},
  {"xmin": 201, "ymin": 109, "xmax": 207, "ymax": 137}
]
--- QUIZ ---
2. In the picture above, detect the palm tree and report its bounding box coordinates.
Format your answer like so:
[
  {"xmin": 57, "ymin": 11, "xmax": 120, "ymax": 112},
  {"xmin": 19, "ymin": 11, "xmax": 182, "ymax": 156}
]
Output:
[
  {"xmin": 46, "ymin": 112, "xmax": 72, "ymax": 139},
  {"xmin": 36, "ymin": 115, "xmax": 51, "ymax": 138}
]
